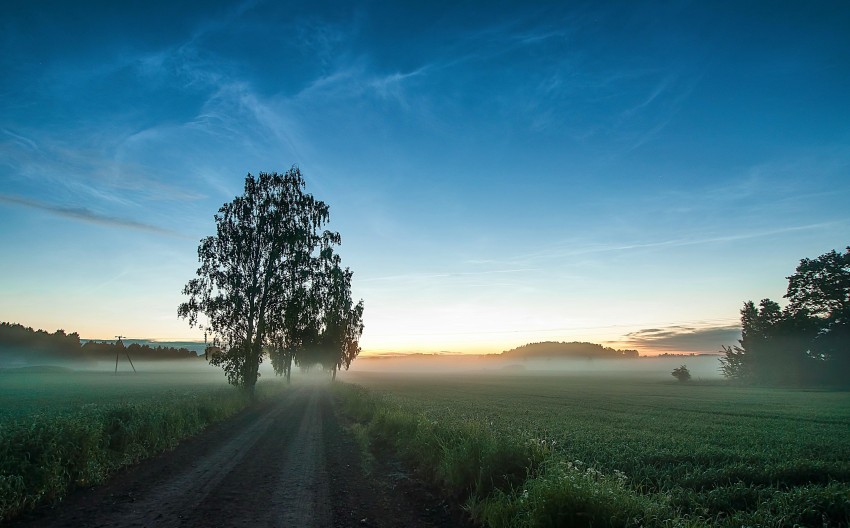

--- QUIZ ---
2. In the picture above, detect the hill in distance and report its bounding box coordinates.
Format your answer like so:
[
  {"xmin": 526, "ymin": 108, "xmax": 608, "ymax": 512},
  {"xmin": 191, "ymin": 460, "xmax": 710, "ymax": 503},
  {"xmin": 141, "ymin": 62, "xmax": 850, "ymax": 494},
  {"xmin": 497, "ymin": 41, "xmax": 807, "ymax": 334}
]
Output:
[{"xmin": 500, "ymin": 341, "xmax": 639, "ymax": 360}]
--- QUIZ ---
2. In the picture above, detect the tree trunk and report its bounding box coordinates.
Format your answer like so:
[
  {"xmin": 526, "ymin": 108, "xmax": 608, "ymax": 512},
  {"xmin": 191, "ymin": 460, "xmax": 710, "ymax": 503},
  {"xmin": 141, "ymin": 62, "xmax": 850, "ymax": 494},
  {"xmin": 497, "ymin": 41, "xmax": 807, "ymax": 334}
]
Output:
[{"xmin": 242, "ymin": 340, "xmax": 261, "ymax": 398}]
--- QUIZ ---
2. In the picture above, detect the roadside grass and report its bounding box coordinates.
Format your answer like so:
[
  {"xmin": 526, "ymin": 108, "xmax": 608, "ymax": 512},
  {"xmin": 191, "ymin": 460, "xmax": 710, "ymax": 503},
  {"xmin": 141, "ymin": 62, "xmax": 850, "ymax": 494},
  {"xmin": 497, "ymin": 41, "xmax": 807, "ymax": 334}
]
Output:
[
  {"xmin": 0, "ymin": 369, "xmax": 287, "ymax": 522},
  {"xmin": 334, "ymin": 373, "xmax": 850, "ymax": 527},
  {"xmin": 348, "ymin": 422, "xmax": 376, "ymax": 475}
]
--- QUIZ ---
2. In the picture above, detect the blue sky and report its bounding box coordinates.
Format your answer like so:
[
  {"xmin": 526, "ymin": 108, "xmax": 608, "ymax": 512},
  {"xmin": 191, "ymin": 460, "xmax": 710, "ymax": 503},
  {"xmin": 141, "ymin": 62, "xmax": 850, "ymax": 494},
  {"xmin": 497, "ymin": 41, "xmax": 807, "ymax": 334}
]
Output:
[{"xmin": 1, "ymin": 1, "xmax": 848, "ymax": 354}]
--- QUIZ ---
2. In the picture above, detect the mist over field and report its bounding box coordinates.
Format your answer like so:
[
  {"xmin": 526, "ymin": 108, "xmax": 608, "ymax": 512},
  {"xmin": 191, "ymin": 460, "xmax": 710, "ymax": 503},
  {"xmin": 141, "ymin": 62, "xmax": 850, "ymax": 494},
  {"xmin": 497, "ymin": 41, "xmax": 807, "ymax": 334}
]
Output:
[
  {"xmin": 2, "ymin": 325, "xmax": 723, "ymax": 381},
  {"xmin": 89, "ymin": 339, "xmax": 207, "ymax": 356},
  {"xmin": 1, "ymin": 352, "xmax": 724, "ymax": 382},
  {"xmin": 343, "ymin": 353, "xmax": 723, "ymax": 380},
  {"xmin": 0, "ymin": 357, "xmax": 220, "ymax": 376},
  {"xmin": 0, "ymin": 324, "xmax": 209, "ymax": 371},
  {"xmin": 0, "ymin": 352, "xmax": 207, "ymax": 372}
]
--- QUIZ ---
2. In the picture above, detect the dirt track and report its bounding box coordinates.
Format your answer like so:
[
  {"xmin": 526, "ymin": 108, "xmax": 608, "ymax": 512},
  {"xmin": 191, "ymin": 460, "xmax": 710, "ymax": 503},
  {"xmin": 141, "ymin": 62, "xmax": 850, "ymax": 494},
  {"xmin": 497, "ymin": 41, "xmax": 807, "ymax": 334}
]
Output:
[{"xmin": 11, "ymin": 384, "xmax": 469, "ymax": 528}]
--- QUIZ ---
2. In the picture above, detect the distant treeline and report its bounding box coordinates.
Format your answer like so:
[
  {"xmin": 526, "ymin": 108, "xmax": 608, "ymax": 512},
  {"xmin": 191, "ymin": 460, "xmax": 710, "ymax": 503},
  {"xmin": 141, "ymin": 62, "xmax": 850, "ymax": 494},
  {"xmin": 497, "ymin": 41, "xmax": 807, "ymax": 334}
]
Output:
[
  {"xmin": 0, "ymin": 322, "xmax": 201, "ymax": 364},
  {"xmin": 501, "ymin": 341, "xmax": 639, "ymax": 360}
]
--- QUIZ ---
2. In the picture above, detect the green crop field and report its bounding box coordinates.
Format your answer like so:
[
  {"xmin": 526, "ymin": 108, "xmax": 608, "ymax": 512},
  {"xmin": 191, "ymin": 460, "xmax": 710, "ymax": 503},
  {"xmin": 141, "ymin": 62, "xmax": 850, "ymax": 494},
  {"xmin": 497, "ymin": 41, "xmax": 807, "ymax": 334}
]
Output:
[
  {"xmin": 0, "ymin": 367, "xmax": 284, "ymax": 522},
  {"xmin": 0, "ymin": 367, "xmax": 228, "ymax": 419},
  {"xmin": 337, "ymin": 371, "xmax": 850, "ymax": 527}
]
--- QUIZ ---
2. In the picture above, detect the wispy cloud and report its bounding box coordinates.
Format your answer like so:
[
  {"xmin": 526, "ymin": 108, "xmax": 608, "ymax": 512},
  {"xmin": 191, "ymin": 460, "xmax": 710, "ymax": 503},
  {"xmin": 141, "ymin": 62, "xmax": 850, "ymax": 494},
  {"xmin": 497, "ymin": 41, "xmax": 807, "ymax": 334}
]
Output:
[
  {"xmin": 290, "ymin": 61, "xmax": 431, "ymax": 111},
  {"xmin": 359, "ymin": 267, "xmax": 540, "ymax": 283},
  {"xmin": 619, "ymin": 77, "xmax": 672, "ymax": 119},
  {"xmin": 623, "ymin": 324, "xmax": 740, "ymax": 353},
  {"xmin": 272, "ymin": 15, "xmax": 581, "ymax": 129},
  {"xmin": 478, "ymin": 221, "xmax": 842, "ymax": 269},
  {"xmin": 368, "ymin": 66, "xmax": 430, "ymax": 103},
  {"xmin": 1, "ymin": 128, "xmax": 38, "ymax": 151},
  {"xmin": 130, "ymin": 36, "xmax": 315, "ymax": 174},
  {"xmin": 0, "ymin": 193, "xmax": 181, "ymax": 236},
  {"xmin": 1, "ymin": 128, "xmax": 206, "ymax": 206},
  {"xmin": 454, "ymin": 15, "xmax": 575, "ymax": 62},
  {"xmin": 293, "ymin": 15, "xmax": 359, "ymax": 70}
]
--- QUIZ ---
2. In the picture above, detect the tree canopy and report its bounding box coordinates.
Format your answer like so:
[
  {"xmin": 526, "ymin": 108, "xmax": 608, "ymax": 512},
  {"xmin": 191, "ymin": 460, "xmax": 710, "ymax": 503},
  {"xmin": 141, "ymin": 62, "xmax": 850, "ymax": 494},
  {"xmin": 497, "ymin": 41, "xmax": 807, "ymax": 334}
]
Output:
[
  {"xmin": 720, "ymin": 247, "xmax": 849, "ymax": 386},
  {"xmin": 179, "ymin": 167, "xmax": 364, "ymax": 390}
]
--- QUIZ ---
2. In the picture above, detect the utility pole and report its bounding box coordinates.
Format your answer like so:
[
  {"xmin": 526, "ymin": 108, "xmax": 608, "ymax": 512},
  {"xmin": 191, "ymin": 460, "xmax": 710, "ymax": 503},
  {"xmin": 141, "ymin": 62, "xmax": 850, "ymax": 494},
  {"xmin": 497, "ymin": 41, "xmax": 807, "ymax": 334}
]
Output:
[{"xmin": 114, "ymin": 335, "xmax": 137, "ymax": 374}]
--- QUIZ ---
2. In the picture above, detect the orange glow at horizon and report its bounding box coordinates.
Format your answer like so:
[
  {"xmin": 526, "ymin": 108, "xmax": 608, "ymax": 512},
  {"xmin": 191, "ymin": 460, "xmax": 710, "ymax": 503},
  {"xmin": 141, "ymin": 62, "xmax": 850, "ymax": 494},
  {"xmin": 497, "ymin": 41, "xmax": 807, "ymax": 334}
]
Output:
[{"xmin": 9, "ymin": 297, "xmax": 735, "ymax": 359}]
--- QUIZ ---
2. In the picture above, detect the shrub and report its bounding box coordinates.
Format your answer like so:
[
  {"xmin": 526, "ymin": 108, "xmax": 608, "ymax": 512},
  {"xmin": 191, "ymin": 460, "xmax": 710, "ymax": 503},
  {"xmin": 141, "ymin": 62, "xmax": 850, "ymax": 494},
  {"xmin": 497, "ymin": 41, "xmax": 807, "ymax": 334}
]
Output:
[{"xmin": 672, "ymin": 365, "xmax": 691, "ymax": 382}]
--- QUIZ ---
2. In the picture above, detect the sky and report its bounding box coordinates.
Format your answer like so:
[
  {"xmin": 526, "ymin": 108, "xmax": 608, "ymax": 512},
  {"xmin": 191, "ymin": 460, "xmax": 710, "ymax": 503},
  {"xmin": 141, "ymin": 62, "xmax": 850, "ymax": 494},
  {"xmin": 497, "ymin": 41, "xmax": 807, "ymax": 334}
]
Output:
[{"xmin": 1, "ymin": 1, "xmax": 849, "ymax": 355}]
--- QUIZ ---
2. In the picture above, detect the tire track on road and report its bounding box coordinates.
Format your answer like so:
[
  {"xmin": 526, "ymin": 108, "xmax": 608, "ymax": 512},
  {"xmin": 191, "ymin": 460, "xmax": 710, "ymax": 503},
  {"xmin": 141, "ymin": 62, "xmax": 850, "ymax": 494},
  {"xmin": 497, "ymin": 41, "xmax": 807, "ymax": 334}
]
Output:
[{"xmin": 269, "ymin": 385, "xmax": 331, "ymax": 527}]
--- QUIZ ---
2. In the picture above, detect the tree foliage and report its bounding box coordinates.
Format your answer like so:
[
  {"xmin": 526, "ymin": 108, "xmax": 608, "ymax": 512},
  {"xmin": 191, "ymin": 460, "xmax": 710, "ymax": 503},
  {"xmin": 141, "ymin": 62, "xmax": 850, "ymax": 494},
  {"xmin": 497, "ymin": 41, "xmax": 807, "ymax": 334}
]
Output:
[
  {"xmin": 671, "ymin": 365, "xmax": 691, "ymax": 382},
  {"xmin": 785, "ymin": 248, "xmax": 850, "ymax": 318},
  {"xmin": 720, "ymin": 247, "xmax": 849, "ymax": 386},
  {"xmin": 178, "ymin": 168, "xmax": 364, "ymax": 390},
  {"xmin": 287, "ymin": 248, "xmax": 364, "ymax": 379}
]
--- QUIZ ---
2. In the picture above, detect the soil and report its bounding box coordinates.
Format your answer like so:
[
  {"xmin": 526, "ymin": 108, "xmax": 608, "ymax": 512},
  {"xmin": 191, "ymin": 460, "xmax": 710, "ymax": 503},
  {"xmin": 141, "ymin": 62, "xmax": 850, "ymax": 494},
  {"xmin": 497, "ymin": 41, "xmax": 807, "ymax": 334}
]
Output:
[{"xmin": 9, "ymin": 384, "xmax": 474, "ymax": 528}]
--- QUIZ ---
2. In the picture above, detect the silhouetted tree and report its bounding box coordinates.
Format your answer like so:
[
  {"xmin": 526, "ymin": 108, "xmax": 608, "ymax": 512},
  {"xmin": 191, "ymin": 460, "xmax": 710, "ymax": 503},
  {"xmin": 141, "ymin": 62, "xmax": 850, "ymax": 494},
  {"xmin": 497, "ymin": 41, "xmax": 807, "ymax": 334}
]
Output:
[
  {"xmin": 719, "ymin": 343, "xmax": 748, "ymax": 380},
  {"xmin": 310, "ymin": 248, "xmax": 364, "ymax": 379},
  {"xmin": 268, "ymin": 246, "xmax": 363, "ymax": 381},
  {"xmin": 268, "ymin": 284, "xmax": 312, "ymax": 383},
  {"xmin": 671, "ymin": 365, "xmax": 691, "ymax": 382},
  {"xmin": 785, "ymin": 247, "xmax": 850, "ymax": 318},
  {"xmin": 785, "ymin": 247, "xmax": 850, "ymax": 383},
  {"xmin": 720, "ymin": 247, "xmax": 850, "ymax": 386},
  {"xmin": 178, "ymin": 167, "xmax": 363, "ymax": 391}
]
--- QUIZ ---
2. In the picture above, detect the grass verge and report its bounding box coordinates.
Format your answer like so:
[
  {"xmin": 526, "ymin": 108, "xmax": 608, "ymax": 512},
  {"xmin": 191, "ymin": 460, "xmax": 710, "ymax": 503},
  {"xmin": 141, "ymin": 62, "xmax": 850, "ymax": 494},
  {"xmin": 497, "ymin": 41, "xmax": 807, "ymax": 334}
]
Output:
[
  {"xmin": 0, "ymin": 380, "xmax": 285, "ymax": 522},
  {"xmin": 334, "ymin": 382, "xmax": 712, "ymax": 528}
]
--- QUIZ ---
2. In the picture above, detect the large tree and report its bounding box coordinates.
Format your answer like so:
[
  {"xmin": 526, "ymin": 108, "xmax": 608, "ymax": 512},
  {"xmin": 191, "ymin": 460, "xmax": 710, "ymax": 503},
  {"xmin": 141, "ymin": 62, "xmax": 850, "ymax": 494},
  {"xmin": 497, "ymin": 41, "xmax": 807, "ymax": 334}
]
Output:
[
  {"xmin": 179, "ymin": 168, "xmax": 363, "ymax": 390},
  {"xmin": 785, "ymin": 247, "xmax": 850, "ymax": 318},
  {"xmin": 720, "ymin": 247, "xmax": 849, "ymax": 386},
  {"xmin": 785, "ymin": 247, "xmax": 850, "ymax": 378}
]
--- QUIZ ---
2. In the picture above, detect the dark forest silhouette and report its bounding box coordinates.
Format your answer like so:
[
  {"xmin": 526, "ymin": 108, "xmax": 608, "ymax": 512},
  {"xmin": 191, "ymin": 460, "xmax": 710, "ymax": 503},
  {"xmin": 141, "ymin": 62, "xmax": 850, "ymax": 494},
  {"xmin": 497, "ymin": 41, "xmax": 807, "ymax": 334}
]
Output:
[{"xmin": 0, "ymin": 322, "xmax": 200, "ymax": 365}]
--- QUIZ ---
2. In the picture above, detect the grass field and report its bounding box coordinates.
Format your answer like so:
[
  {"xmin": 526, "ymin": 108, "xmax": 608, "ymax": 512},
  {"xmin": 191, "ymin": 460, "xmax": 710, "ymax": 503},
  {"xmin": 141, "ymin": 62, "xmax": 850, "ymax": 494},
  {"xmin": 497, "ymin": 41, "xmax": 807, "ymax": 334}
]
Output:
[
  {"xmin": 0, "ymin": 367, "xmax": 285, "ymax": 522},
  {"xmin": 337, "ymin": 371, "xmax": 850, "ymax": 527}
]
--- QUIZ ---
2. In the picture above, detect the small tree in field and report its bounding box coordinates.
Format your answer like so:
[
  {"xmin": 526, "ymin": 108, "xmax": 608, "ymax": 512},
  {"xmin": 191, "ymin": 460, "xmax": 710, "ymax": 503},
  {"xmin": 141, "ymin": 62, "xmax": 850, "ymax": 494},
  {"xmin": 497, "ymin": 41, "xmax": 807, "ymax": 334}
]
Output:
[
  {"xmin": 178, "ymin": 167, "xmax": 363, "ymax": 391},
  {"xmin": 671, "ymin": 365, "xmax": 691, "ymax": 382}
]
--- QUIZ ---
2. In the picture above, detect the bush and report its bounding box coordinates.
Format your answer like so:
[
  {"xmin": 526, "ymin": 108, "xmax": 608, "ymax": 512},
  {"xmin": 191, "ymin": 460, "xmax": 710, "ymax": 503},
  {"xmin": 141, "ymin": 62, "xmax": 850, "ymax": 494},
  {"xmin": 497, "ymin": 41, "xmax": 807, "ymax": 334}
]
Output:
[{"xmin": 672, "ymin": 365, "xmax": 691, "ymax": 382}]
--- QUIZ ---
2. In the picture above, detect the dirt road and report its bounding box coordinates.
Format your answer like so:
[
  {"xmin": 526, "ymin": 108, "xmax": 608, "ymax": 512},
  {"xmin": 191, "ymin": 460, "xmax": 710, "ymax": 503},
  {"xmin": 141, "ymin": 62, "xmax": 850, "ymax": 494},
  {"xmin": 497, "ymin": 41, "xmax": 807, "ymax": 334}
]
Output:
[{"xmin": 11, "ymin": 384, "xmax": 468, "ymax": 528}]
